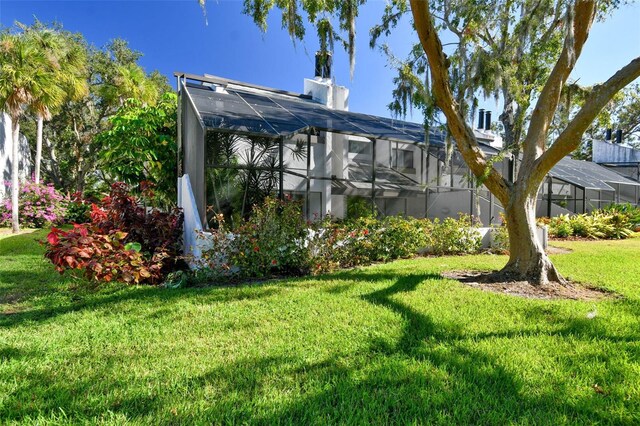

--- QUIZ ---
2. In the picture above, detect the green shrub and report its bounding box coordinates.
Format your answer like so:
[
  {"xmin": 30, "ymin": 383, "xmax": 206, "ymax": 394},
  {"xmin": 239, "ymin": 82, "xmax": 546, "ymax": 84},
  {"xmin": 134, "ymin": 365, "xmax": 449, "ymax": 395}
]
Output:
[
  {"xmin": 313, "ymin": 215, "xmax": 429, "ymax": 269},
  {"xmin": 346, "ymin": 196, "xmax": 377, "ymax": 219},
  {"xmin": 545, "ymin": 210, "xmax": 633, "ymax": 240},
  {"xmin": 305, "ymin": 216, "xmax": 344, "ymax": 274},
  {"xmin": 230, "ymin": 197, "xmax": 309, "ymax": 278},
  {"xmin": 490, "ymin": 225, "xmax": 510, "ymax": 254},
  {"xmin": 594, "ymin": 211, "xmax": 632, "ymax": 239},
  {"xmin": 195, "ymin": 205, "xmax": 484, "ymax": 282},
  {"xmin": 64, "ymin": 191, "xmax": 92, "ymax": 224},
  {"xmin": 428, "ymin": 215, "xmax": 482, "ymax": 255},
  {"xmin": 198, "ymin": 197, "xmax": 309, "ymax": 280},
  {"xmin": 377, "ymin": 215, "xmax": 429, "ymax": 260},
  {"xmin": 548, "ymin": 214, "xmax": 573, "ymax": 238},
  {"xmin": 602, "ymin": 203, "xmax": 640, "ymax": 230},
  {"xmin": 569, "ymin": 214, "xmax": 603, "ymax": 239}
]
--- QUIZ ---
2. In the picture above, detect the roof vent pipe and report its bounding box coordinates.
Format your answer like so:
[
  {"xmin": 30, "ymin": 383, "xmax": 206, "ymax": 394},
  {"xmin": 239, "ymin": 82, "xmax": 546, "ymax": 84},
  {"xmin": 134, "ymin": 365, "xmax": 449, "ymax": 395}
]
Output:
[
  {"xmin": 315, "ymin": 51, "xmax": 332, "ymax": 79},
  {"xmin": 605, "ymin": 128, "xmax": 612, "ymax": 141},
  {"xmin": 485, "ymin": 110, "xmax": 492, "ymax": 131},
  {"xmin": 477, "ymin": 109, "xmax": 485, "ymax": 129},
  {"xmin": 616, "ymin": 129, "xmax": 623, "ymax": 144}
]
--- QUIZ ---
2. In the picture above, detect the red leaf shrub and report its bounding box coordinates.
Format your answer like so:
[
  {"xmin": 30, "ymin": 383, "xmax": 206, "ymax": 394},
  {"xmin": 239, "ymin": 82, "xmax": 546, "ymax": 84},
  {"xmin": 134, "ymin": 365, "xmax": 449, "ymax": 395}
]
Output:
[
  {"xmin": 92, "ymin": 182, "xmax": 182, "ymax": 262},
  {"xmin": 45, "ymin": 225, "xmax": 166, "ymax": 284},
  {"xmin": 43, "ymin": 182, "xmax": 182, "ymax": 285}
]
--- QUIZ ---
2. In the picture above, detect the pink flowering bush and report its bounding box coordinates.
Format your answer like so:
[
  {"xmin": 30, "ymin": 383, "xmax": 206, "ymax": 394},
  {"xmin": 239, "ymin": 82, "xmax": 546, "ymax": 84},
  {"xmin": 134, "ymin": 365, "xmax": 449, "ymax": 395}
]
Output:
[{"xmin": 1, "ymin": 180, "xmax": 66, "ymax": 228}]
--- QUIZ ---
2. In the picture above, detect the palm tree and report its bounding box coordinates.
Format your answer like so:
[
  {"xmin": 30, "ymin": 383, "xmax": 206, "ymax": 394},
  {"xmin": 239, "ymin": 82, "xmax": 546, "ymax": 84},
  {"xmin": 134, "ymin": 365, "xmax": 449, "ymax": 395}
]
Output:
[
  {"xmin": 21, "ymin": 22, "xmax": 88, "ymax": 184},
  {"xmin": 0, "ymin": 31, "xmax": 59, "ymax": 232}
]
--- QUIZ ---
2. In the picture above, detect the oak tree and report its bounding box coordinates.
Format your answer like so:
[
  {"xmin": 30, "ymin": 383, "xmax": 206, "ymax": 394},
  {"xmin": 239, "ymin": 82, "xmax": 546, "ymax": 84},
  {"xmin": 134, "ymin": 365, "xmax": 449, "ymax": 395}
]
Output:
[{"xmin": 201, "ymin": 0, "xmax": 640, "ymax": 284}]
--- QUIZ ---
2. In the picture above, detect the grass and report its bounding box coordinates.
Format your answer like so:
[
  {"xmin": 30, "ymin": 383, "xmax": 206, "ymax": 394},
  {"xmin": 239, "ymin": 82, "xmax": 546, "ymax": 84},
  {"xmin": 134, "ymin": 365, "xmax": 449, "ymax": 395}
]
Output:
[
  {"xmin": 0, "ymin": 229, "xmax": 639, "ymax": 425},
  {"xmin": 0, "ymin": 228, "xmax": 39, "ymax": 240}
]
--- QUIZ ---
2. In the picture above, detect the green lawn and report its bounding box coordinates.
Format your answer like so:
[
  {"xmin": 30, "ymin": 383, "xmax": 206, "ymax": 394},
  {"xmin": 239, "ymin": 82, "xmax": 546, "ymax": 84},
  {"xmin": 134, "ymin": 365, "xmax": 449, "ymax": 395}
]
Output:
[{"xmin": 1, "ymin": 230, "xmax": 639, "ymax": 425}]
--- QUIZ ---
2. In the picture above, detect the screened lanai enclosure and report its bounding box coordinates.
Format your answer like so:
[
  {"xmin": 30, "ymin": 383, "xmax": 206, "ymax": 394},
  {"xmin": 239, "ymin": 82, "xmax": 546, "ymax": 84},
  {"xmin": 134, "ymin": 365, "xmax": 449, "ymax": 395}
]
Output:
[
  {"xmin": 538, "ymin": 156, "xmax": 640, "ymax": 215},
  {"xmin": 176, "ymin": 73, "xmax": 510, "ymax": 228},
  {"xmin": 176, "ymin": 72, "xmax": 640, "ymax": 229}
]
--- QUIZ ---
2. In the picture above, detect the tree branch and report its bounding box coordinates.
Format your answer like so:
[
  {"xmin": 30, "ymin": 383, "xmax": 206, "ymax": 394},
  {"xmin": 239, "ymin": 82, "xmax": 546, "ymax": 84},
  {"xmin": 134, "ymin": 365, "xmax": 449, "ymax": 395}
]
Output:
[
  {"xmin": 536, "ymin": 2, "xmax": 565, "ymax": 47},
  {"xmin": 519, "ymin": 0, "xmax": 596, "ymax": 180},
  {"xmin": 409, "ymin": 0, "xmax": 510, "ymax": 204},
  {"xmin": 533, "ymin": 56, "xmax": 640, "ymax": 182}
]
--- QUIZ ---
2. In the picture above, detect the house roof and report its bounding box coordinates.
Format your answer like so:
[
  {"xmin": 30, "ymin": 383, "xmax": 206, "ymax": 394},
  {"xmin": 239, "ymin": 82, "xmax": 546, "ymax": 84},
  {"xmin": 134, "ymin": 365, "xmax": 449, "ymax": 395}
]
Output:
[
  {"xmin": 181, "ymin": 75, "xmax": 446, "ymax": 146},
  {"xmin": 548, "ymin": 157, "xmax": 640, "ymax": 190}
]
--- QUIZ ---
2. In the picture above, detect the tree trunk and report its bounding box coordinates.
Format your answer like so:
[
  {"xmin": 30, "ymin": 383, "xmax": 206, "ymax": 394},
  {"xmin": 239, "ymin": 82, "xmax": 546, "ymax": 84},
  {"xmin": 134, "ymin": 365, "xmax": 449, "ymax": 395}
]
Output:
[
  {"xmin": 11, "ymin": 119, "xmax": 20, "ymax": 234},
  {"xmin": 35, "ymin": 115, "xmax": 43, "ymax": 184},
  {"xmin": 501, "ymin": 190, "xmax": 563, "ymax": 285},
  {"xmin": 45, "ymin": 137, "xmax": 63, "ymax": 188}
]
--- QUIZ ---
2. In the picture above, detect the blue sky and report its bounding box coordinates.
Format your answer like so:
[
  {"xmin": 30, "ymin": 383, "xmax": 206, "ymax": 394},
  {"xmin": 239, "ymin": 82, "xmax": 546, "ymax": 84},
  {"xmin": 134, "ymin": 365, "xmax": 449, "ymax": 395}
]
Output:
[{"xmin": 1, "ymin": 0, "xmax": 639, "ymax": 122}]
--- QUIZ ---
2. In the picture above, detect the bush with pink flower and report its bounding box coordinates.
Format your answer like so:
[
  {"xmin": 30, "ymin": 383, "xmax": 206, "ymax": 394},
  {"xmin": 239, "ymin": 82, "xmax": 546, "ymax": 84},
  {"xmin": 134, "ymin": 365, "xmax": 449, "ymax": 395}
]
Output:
[{"xmin": 1, "ymin": 180, "xmax": 67, "ymax": 228}]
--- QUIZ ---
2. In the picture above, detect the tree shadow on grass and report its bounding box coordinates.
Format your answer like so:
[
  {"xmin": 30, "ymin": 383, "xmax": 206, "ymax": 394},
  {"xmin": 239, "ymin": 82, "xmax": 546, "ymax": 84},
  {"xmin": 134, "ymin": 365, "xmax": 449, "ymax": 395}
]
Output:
[
  {"xmin": 252, "ymin": 273, "xmax": 634, "ymax": 424},
  {"xmin": 0, "ymin": 231, "xmax": 290, "ymax": 326},
  {"xmin": 0, "ymin": 283, "xmax": 283, "ymax": 328},
  {"xmin": 1, "ymin": 270, "xmax": 637, "ymax": 423},
  {"xmin": 1, "ymin": 354, "xmax": 164, "ymax": 423},
  {"xmin": 2, "ymin": 244, "xmax": 638, "ymax": 423}
]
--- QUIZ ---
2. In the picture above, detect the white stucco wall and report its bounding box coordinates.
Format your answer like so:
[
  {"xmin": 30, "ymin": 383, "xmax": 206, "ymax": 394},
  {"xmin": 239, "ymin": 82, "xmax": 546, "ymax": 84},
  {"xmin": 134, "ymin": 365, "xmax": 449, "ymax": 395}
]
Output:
[
  {"xmin": 0, "ymin": 113, "xmax": 32, "ymax": 201},
  {"xmin": 593, "ymin": 139, "xmax": 640, "ymax": 164}
]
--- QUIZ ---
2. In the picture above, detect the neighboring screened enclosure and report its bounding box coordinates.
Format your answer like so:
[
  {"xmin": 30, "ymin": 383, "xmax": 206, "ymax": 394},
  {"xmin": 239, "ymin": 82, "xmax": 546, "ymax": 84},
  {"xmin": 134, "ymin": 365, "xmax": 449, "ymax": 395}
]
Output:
[{"xmin": 538, "ymin": 157, "xmax": 640, "ymax": 215}]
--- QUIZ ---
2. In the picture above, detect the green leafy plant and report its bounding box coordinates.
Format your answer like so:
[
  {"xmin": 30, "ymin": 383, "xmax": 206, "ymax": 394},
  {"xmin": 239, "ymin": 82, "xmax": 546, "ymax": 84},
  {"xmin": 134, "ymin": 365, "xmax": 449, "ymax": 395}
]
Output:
[
  {"xmin": 547, "ymin": 214, "xmax": 573, "ymax": 238},
  {"xmin": 595, "ymin": 211, "xmax": 632, "ymax": 239},
  {"xmin": 371, "ymin": 215, "xmax": 428, "ymax": 261},
  {"xmin": 346, "ymin": 196, "xmax": 377, "ymax": 220},
  {"xmin": 63, "ymin": 191, "xmax": 92, "ymax": 224},
  {"xmin": 602, "ymin": 203, "xmax": 640, "ymax": 230},
  {"xmin": 96, "ymin": 93, "xmax": 177, "ymax": 206},
  {"xmin": 229, "ymin": 197, "xmax": 309, "ymax": 278},
  {"xmin": 428, "ymin": 215, "xmax": 482, "ymax": 255},
  {"xmin": 544, "ymin": 209, "xmax": 633, "ymax": 240},
  {"xmin": 490, "ymin": 213, "xmax": 510, "ymax": 254},
  {"xmin": 197, "ymin": 197, "xmax": 309, "ymax": 281},
  {"xmin": 570, "ymin": 214, "xmax": 604, "ymax": 239}
]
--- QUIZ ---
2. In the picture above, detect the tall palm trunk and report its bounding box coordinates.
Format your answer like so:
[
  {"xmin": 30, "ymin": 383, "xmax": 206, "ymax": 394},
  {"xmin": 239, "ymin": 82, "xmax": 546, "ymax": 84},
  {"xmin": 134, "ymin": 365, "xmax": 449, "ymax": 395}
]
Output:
[
  {"xmin": 35, "ymin": 114, "xmax": 43, "ymax": 183},
  {"xmin": 11, "ymin": 118, "xmax": 20, "ymax": 233}
]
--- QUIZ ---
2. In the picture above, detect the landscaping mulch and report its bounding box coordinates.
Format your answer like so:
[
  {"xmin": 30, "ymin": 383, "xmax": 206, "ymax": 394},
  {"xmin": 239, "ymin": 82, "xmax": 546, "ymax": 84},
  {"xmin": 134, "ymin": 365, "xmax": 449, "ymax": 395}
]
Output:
[{"xmin": 443, "ymin": 270, "xmax": 614, "ymax": 301}]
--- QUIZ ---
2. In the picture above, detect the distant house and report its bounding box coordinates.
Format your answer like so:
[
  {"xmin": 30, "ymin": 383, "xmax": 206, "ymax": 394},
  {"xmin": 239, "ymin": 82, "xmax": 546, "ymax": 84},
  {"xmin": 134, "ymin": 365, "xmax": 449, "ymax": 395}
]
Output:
[
  {"xmin": 175, "ymin": 64, "xmax": 640, "ymax": 229},
  {"xmin": 593, "ymin": 136, "xmax": 640, "ymax": 182},
  {"xmin": 0, "ymin": 113, "xmax": 31, "ymax": 201}
]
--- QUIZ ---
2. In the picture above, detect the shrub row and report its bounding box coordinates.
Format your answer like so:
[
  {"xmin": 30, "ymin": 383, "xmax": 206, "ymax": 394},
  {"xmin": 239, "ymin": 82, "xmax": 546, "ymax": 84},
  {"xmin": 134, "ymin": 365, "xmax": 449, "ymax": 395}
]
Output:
[{"xmin": 186, "ymin": 197, "xmax": 482, "ymax": 285}]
